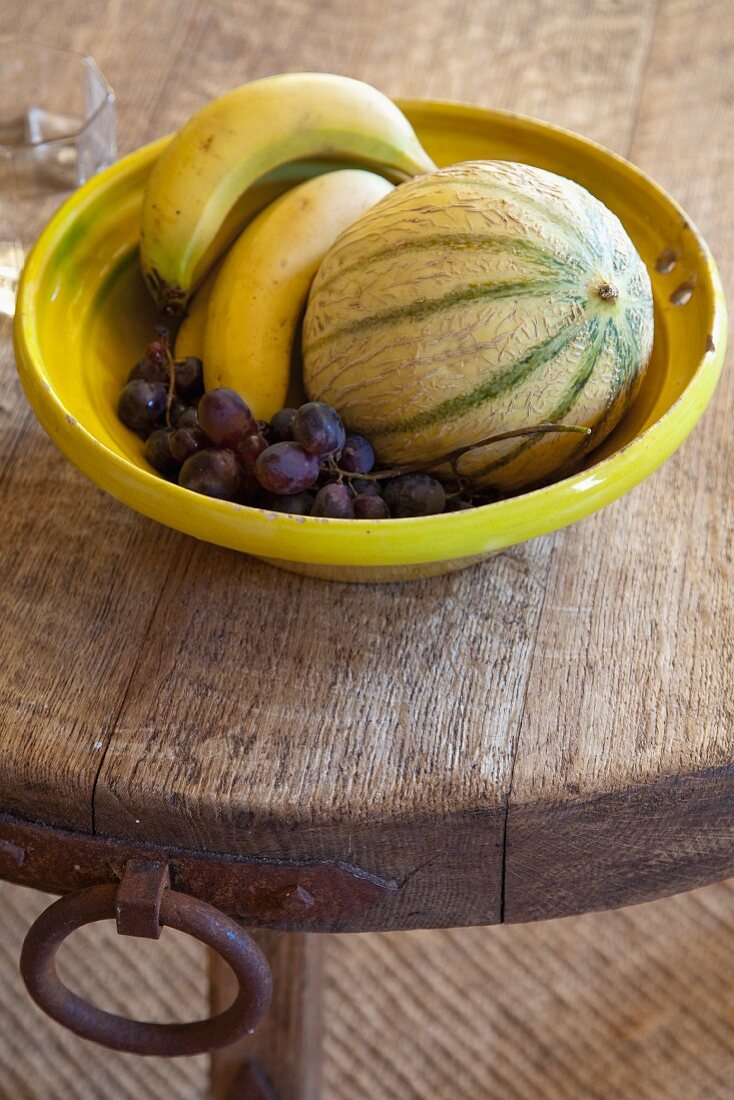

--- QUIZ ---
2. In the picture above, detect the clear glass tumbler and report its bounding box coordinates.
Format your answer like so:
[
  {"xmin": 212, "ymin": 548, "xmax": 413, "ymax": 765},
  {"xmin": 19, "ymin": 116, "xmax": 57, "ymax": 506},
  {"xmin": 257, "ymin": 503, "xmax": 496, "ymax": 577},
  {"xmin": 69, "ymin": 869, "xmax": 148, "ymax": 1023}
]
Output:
[{"xmin": 0, "ymin": 39, "xmax": 116, "ymax": 315}]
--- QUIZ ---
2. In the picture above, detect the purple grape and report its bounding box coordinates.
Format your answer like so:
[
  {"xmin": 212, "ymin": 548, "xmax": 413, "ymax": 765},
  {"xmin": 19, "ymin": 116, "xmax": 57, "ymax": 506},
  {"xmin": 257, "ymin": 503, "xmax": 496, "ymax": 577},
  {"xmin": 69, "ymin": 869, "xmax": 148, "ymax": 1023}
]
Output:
[
  {"xmin": 354, "ymin": 493, "xmax": 390, "ymax": 519},
  {"xmin": 340, "ymin": 435, "xmax": 375, "ymax": 473},
  {"xmin": 146, "ymin": 340, "xmax": 168, "ymax": 365},
  {"xmin": 127, "ymin": 354, "xmax": 170, "ymax": 385},
  {"xmin": 198, "ymin": 388, "xmax": 256, "ymax": 448},
  {"xmin": 144, "ymin": 428, "xmax": 179, "ymax": 477},
  {"xmin": 174, "ymin": 356, "xmax": 204, "ymax": 399},
  {"xmin": 172, "ymin": 404, "xmax": 200, "ymax": 430},
  {"xmin": 168, "ymin": 396, "xmax": 186, "ymax": 426},
  {"xmin": 255, "ymin": 442, "xmax": 320, "ymax": 494},
  {"xmin": 118, "ymin": 380, "xmax": 168, "ymax": 435},
  {"xmin": 351, "ymin": 477, "xmax": 381, "ymax": 496},
  {"xmin": 179, "ymin": 448, "xmax": 240, "ymax": 499},
  {"xmin": 264, "ymin": 491, "xmax": 315, "ymax": 515},
  {"xmin": 237, "ymin": 433, "xmax": 269, "ymax": 466},
  {"xmin": 170, "ymin": 427, "xmax": 207, "ymax": 463},
  {"xmin": 311, "ymin": 482, "xmax": 355, "ymax": 518},
  {"xmin": 128, "ymin": 339, "xmax": 169, "ymax": 382},
  {"xmin": 293, "ymin": 402, "xmax": 346, "ymax": 456},
  {"xmin": 269, "ymin": 407, "xmax": 298, "ymax": 442},
  {"xmin": 383, "ymin": 474, "xmax": 446, "ymax": 517}
]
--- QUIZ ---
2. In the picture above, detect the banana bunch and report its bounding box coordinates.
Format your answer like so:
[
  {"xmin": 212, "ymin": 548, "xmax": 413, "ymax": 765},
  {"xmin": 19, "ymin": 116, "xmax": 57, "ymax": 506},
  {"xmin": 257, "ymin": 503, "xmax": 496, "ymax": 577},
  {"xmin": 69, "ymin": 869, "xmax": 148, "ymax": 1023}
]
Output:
[
  {"xmin": 142, "ymin": 72, "xmax": 434, "ymax": 421},
  {"xmin": 174, "ymin": 169, "xmax": 394, "ymax": 419},
  {"xmin": 141, "ymin": 72, "xmax": 435, "ymax": 314}
]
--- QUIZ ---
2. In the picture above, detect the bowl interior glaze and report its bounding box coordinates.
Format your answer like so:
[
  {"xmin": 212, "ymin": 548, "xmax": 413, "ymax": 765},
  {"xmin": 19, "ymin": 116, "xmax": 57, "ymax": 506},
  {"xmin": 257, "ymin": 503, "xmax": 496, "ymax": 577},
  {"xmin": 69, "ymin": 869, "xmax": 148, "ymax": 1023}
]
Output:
[{"xmin": 14, "ymin": 100, "xmax": 727, "ymax": 582}]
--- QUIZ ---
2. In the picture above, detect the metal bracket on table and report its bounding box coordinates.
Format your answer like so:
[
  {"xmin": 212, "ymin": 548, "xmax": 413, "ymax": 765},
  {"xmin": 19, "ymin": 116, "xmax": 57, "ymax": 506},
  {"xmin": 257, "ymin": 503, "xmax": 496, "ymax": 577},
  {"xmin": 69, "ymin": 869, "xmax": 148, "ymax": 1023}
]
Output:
[
  {"xmin": 0, "ymin": 810, "xmax": 396, "ymax": 926},
  {"xmin": 0, "ymin": 810, "xmax": 397, "ymax": 1060},
  {"xmin": 20, "ymin": 858, "xmax": 274, "ymax": 1055}
]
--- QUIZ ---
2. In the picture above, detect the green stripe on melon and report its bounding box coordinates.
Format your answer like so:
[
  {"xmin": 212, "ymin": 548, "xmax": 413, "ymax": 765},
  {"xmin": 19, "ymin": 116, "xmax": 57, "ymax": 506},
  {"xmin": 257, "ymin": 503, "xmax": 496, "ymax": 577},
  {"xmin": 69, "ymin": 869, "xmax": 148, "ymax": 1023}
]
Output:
[
  {"xmin": 312, "ymin": 232, "xmax": 579, "ymax": 296},
  {"xmin": 303, "ymin": 160, "xmax": 654, "ymax": 491},
  {"xmin": 469, "ymin": 315, "xmax": 605, "ymax": 480},
  {"xmin": 306, "ymin": 277, "xmax": 578, "ymax": 354}
]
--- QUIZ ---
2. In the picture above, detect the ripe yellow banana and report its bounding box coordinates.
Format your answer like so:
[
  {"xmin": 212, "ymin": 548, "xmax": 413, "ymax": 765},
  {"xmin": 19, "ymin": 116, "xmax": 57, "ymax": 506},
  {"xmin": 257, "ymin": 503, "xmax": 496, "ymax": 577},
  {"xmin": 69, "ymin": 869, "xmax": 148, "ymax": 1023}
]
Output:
[
  {"xmin": 140, "ymin": 73, "xmax": 435, "ymax": 313},
  {"xmin": 174, "ymin": 266, "xmax": 216, "ymax": 361},
  {"xmin": 203, "ymin": 169, "xmax": 394, "ymax": 421},
  {"xmin": 174, "ymin": 160, "xmax": 358, "ymax": 360}
]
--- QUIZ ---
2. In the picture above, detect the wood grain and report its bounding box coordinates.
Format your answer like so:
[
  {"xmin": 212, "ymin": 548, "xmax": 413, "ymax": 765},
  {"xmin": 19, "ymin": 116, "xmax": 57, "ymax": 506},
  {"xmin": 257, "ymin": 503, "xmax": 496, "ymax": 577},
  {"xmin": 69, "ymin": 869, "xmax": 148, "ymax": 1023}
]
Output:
[
  {"xmin": 209, "ymin": 932, "xmax": 323, "ymax": 1100},
  {"xmin": 0, "ymin": 2, "xmax": 196, "ymax": 827},
  {"xmin": 89, "ymin": 0, "xmax": 659, "ymax": 932},
  {"xmin": 504, "ymin": 0, "xmax": 734, "ymax": 921},
  {"xmin": 2, "ymin": 0, "xmax": 731, "ymax": 930},
  {"xmin": 93, "ymin": 545, "xmax": 546, "ymax": 931}
]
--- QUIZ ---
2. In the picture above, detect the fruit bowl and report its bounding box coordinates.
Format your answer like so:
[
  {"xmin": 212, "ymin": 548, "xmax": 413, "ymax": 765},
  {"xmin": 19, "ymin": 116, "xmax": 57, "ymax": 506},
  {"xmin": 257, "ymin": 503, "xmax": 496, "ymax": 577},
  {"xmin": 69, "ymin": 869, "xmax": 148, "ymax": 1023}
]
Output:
[{"xmin": 14, "ymin": 100, "xmax": 727, "ymax": 583}]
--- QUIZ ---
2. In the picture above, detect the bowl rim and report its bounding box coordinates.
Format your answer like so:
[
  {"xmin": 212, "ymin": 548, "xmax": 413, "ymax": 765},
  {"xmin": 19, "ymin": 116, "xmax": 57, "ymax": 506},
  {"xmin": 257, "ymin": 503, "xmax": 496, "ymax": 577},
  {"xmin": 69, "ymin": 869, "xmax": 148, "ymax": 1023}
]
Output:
[{"xmin": 13, "ymin": 99, "xmax": 728, "ymax": 568}]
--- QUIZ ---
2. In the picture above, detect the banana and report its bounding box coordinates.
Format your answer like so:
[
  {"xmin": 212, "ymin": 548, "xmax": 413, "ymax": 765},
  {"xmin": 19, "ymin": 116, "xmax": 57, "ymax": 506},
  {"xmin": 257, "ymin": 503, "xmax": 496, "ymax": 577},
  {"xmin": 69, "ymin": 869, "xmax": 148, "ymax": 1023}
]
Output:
[
  {"xmin": 174, "ymin": 266, "xmax": 216, "ymax": 361},
  {"xmin": 203, "ymin": 169, "xmax": 394, "ymax": 421},
  {"xmin": 140, "ymin": 73, "xmax": 435, "ymax": 313},
  {"xmin": 173, "ymin": 159, "xmax": 361, "ymax": 360}
]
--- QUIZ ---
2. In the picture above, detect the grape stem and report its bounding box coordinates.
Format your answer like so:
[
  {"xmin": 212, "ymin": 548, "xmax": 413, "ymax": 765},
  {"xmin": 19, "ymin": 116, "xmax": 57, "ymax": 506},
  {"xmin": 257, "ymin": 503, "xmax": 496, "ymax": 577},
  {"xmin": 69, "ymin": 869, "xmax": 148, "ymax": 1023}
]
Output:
[
  {"xmin": 155, "ymin": 327, "xmax": 195, "ymax": 429},
  {"xmin": 158, "ymin": 328, "xmax": 177, "ymax": 430},
  {"xmin": 331, "ymin": 422, "xmax": 592, "ymax": 483},
  {"xmin": 421, "ymin": 422, "xmax": 591, "ymax": 471}
]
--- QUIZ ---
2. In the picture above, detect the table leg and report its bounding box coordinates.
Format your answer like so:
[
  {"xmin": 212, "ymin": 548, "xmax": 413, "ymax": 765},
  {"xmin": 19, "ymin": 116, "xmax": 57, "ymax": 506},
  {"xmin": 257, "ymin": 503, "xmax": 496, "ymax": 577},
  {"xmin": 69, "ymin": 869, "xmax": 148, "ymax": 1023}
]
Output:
[{"xmin": 208, "ymin": 930, "xmax": 323, "ymax": 1100}]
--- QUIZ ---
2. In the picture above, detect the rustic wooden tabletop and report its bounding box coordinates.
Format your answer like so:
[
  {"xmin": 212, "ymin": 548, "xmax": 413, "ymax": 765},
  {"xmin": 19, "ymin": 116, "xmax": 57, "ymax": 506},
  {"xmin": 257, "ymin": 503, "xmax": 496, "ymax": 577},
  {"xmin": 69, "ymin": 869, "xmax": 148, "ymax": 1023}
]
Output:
[{"xmin": 0, "ymin": 0, "xmax": 731, "ymax": 934}]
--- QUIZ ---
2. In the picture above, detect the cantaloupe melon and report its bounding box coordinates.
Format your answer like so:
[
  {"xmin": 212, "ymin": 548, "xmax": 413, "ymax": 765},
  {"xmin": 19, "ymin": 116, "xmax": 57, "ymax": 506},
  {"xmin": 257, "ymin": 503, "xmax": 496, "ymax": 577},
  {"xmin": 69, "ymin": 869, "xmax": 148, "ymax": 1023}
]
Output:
[{"xmin": 302, "ymin": 161, "xmax": 654, "ymax": 490}]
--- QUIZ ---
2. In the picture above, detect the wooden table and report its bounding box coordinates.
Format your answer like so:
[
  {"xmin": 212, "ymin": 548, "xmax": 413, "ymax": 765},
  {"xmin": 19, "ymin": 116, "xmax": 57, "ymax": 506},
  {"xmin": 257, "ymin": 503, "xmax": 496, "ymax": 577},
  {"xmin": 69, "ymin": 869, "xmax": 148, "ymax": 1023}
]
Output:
[{"xmin": 1, "ymin": 1, "xmax": 732, "ymax": 1096}]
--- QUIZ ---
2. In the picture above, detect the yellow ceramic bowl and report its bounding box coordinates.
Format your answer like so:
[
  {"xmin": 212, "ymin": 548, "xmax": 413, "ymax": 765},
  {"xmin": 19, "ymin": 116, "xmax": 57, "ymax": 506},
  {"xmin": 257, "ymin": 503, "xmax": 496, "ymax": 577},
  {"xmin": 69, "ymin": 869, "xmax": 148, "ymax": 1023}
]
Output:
[{"xmin": 14, "ymin": 100, "xmax": 727, "ymax": 583}]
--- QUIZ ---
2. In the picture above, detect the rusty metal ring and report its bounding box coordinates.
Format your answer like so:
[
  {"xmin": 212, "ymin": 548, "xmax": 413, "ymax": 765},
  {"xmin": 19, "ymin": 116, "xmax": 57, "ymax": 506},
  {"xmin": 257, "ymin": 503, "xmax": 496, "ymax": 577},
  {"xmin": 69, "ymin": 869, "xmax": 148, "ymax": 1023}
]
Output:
[{"xmin": 20, "ymin": 884, "xmax": 273, "ymax": 1056}]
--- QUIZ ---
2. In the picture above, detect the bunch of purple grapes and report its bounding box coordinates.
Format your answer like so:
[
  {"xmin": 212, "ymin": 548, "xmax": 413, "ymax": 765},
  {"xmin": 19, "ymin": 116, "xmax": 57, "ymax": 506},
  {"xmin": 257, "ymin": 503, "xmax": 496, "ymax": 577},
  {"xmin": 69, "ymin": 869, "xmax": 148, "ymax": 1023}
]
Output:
[{"xmin": 117, "ymin": 341, "xmax": 452, "ymax": 519}]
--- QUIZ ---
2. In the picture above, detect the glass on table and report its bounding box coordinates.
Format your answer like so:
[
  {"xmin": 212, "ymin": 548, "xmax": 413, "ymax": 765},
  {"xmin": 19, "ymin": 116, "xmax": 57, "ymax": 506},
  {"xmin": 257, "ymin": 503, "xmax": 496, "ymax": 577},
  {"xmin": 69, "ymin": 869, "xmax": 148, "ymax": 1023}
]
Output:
[{"xmin": 0, "ymin": 39, "xmax": 116, "ymax": 316}]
